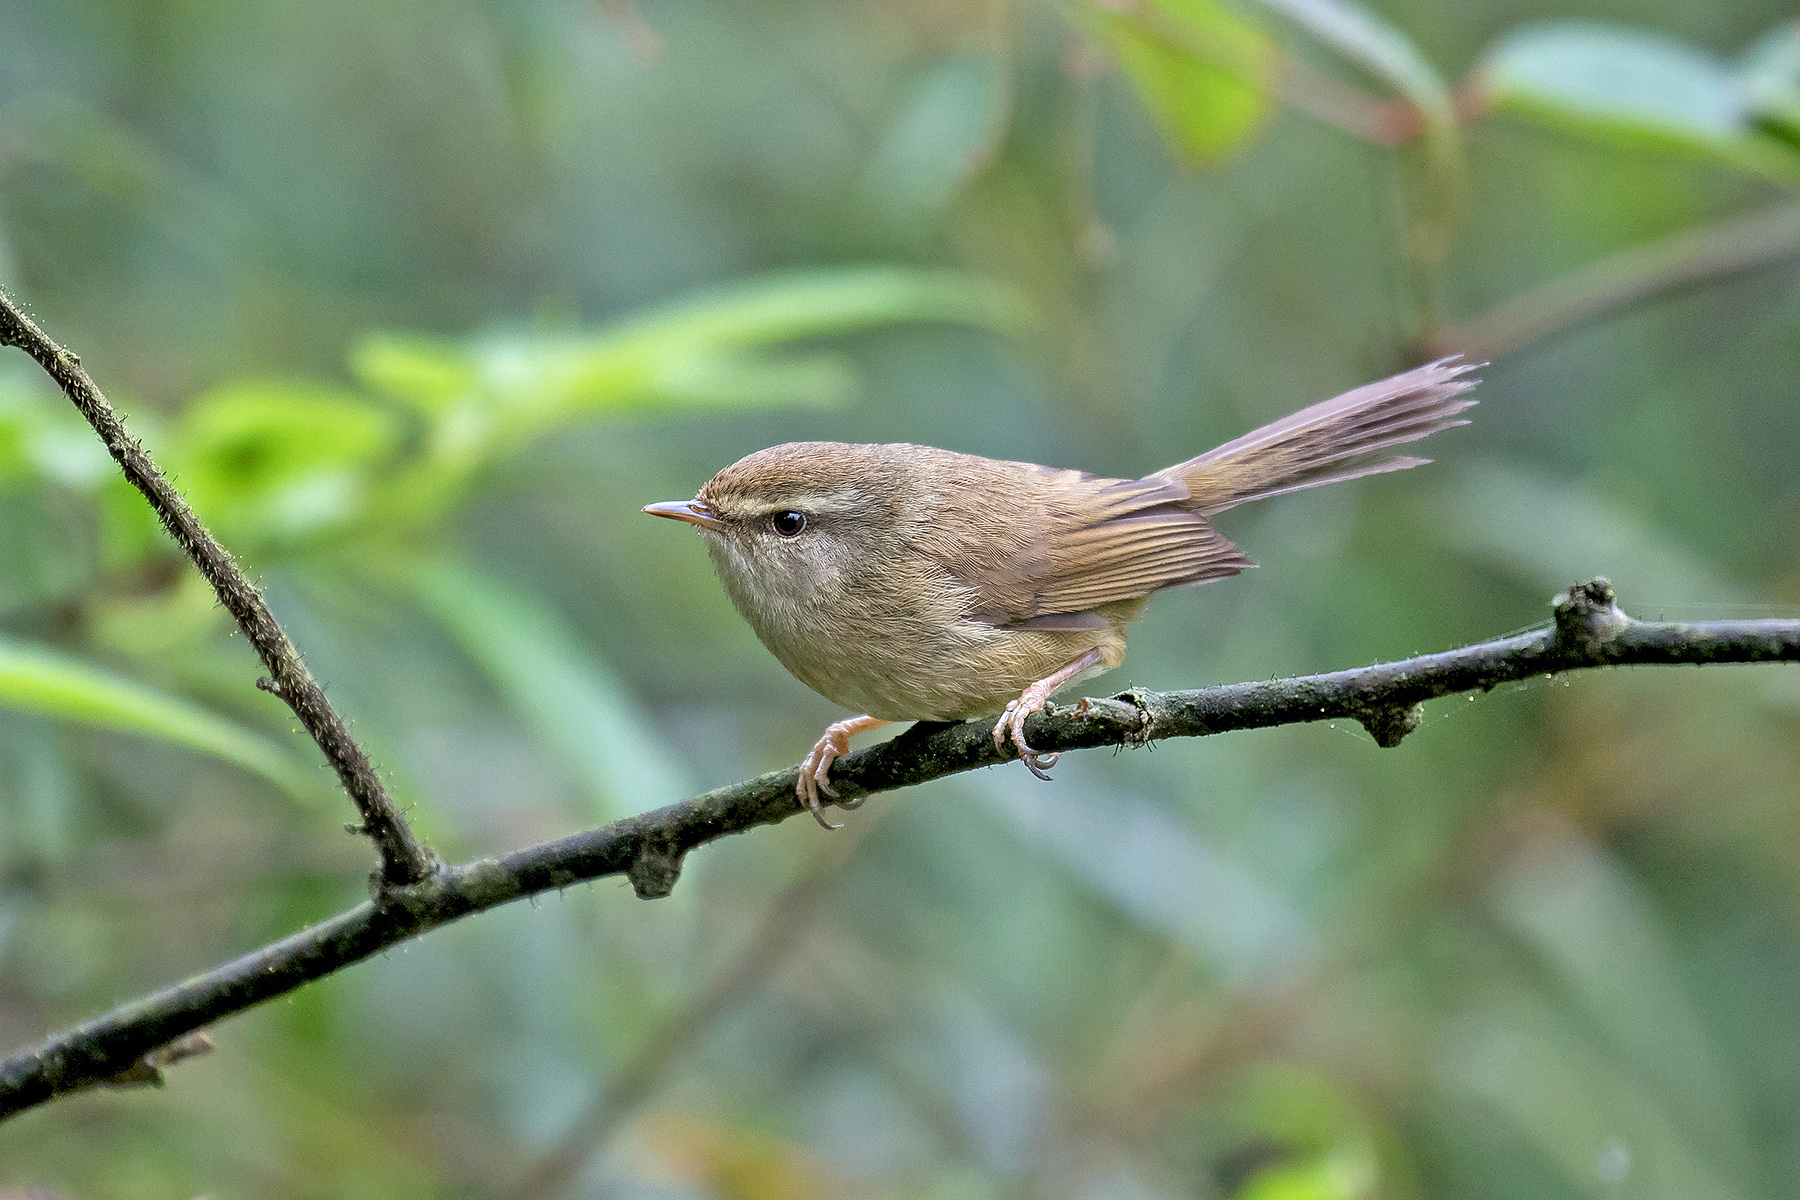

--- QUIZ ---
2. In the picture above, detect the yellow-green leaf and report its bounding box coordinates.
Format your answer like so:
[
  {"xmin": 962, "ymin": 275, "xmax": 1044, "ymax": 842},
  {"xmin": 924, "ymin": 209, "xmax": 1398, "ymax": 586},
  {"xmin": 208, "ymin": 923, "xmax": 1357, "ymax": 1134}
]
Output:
[
  {"xmin": 0, "ymin": 635, "xmax": 313, "ymax": 799},
  {"xmin": 1087, "ymin": 0, "xmax": 1275, "ymax": 164}
]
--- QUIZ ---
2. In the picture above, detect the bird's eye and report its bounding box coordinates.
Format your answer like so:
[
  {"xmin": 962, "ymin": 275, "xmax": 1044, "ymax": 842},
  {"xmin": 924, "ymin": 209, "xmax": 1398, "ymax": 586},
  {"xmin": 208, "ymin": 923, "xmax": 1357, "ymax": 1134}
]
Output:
[{"xmin": 770, "ymin": 510, "xmax": 808, "ymax": 537}]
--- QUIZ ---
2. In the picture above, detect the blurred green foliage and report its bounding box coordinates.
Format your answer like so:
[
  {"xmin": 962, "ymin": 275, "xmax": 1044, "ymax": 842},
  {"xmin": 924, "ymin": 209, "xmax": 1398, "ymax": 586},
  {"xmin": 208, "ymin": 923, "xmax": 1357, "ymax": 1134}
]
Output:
[
  {"xmin": 1, "ymin": 1, "xmax": 1799, "ymax": 1198},
  {"xmin": 1480, "ymin": 19, "xmax": 1800, "ymax": 183},
  {"xmin": 1083, "ymin": 0, "xmax": 1274, "ymax": 165}
]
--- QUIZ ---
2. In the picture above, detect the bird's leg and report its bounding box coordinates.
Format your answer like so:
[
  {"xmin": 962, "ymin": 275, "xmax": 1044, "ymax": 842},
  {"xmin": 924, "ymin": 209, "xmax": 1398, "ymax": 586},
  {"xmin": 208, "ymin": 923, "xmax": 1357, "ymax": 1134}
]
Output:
[
  {"xmin": 798, "ymin": 714, "xmax": 891, "ymax": 829},
  {"xmin": 994, "ymin": 648, "xmax": 1104, "ymax": 781}
]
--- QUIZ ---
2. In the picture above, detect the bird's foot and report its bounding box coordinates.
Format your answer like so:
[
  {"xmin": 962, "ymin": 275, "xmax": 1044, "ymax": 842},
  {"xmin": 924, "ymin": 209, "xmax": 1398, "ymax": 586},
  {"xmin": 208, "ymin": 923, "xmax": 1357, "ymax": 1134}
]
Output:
[
  {"xmin": 797, "ymin": 715, "xmax": 889, "ymax": 829},
  {"xmin": 993, "ymin": 647, "xmax": 1107, "ymax": 782},
  {"xmin": 994, "ymin": 695, "xmax": 1060, "ymax": 781}
]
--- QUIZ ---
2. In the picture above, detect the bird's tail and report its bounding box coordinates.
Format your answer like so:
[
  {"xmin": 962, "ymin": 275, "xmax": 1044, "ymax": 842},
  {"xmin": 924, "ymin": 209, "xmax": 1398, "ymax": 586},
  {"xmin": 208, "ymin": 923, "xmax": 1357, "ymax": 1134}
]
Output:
[{"xmin": 1156, "ymin": 358, "xmax": 1480, "ymax": 516}]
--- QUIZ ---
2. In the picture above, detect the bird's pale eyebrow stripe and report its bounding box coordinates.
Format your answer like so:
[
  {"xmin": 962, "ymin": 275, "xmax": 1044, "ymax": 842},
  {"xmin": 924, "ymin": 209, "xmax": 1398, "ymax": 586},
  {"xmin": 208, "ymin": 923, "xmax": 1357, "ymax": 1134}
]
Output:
[{"xmin": 737, "ymin": 489, "xmax": 864, "ymax": 516}]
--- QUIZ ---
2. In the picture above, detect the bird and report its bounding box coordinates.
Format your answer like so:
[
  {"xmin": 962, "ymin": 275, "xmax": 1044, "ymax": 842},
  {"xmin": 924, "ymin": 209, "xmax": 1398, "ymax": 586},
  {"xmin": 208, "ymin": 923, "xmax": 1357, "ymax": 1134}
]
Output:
[{"xmin": 645, "ymin": 357, "xmax": 1478, "ymax": 827}]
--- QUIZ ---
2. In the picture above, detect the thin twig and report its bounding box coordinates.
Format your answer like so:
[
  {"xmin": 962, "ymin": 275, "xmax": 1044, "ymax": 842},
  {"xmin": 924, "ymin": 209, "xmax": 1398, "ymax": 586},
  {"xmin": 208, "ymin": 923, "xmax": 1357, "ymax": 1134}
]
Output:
[
  {"xmin": 1430, "ymin": 201, "xmax": 1800, "ymax": 361},
  {"xmin": 0, "ymin": 290, "xmax": 436, "ymax": 890},
  {"xmin": 0, "ymin": 578, "xmax": 1795, "ymax": 1120},
  {"xmin": 1249, "ymin": 0, "xmax": 1466, "ymax": 272}
]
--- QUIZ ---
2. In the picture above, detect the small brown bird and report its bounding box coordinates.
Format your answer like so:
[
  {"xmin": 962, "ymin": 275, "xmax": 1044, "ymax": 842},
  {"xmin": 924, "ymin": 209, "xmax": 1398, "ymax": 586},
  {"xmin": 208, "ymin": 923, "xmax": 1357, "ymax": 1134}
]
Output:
[{"xmin": 646, "ymin": 358, "xmax": 1478, "ymax": 827}]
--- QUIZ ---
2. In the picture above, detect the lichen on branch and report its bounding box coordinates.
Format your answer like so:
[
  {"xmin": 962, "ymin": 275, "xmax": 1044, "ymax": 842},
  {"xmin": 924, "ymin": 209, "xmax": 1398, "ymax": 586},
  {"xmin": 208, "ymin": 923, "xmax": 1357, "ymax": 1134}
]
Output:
[{"xmin": 0, "ymin": 289, "xmax": 435, "ymax": 891}]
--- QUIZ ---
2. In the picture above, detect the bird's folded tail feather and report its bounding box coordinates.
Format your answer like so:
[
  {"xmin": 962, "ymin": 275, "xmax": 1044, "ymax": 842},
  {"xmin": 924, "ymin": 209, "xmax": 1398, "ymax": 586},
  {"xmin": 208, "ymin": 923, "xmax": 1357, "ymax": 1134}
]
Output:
[{"xmin": 1157, "ymin": 357, "xmax": 1480, "ymax": 516}]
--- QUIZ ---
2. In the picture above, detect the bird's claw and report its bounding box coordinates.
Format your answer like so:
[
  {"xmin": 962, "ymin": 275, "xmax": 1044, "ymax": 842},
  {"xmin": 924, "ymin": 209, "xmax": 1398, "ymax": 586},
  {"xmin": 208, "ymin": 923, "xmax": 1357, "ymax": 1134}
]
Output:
[
  {"xmin": 796, "ymin": 715, "xmax": 888, "ymax": 829},
  {"xmin": 995, "ymin": 698, "xmax": 1059, "ymax": 781},
  {"xmin": 797, "ymin": 738, "xmax": 845, "ymax": 829}
]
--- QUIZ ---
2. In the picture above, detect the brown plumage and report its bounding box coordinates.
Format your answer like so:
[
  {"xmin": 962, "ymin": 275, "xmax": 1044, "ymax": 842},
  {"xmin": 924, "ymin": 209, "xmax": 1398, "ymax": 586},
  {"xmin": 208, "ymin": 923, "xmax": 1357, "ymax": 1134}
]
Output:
[{"xmin": 646, "ymin": 357, "xmax": 1479, "ymax": 825}]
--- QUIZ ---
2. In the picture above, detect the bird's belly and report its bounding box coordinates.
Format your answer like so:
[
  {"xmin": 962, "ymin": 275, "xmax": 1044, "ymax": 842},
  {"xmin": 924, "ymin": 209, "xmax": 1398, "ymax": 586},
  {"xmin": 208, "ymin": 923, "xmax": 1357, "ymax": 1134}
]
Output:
[
  {"xmin": 716, "ymin": 543, "xmax": 1137, "ymax": 722},
  {"xmin": 779, "ymin": 617, "xmax": 1124, "ymax": 722}
]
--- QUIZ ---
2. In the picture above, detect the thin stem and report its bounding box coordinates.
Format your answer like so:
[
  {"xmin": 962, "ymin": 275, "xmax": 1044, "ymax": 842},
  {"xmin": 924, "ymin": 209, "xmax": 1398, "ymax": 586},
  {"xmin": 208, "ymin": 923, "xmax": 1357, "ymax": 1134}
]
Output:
[
  {"xmin": 1248, "ymin": 0, "xmax": 1467, "ymax": 268},
  {"xmin": 0, "ymin": 290, "xmax": 435, "ymax": 890},
  {"xmin": 0, "ymin": 579, "xmax": 1794, "ymax": 1121},
  {"xmin": 1430, "ymin": 200, "xmax": 1800, "ymax": 361}
]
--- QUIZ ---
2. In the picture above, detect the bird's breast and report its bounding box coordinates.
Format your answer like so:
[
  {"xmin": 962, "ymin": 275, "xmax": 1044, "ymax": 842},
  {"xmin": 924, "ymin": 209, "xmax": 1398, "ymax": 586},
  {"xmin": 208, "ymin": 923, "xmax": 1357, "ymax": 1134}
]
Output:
[{"xmin": 732, "ymin": 566, "xmax": 1122, "ymax": 721}]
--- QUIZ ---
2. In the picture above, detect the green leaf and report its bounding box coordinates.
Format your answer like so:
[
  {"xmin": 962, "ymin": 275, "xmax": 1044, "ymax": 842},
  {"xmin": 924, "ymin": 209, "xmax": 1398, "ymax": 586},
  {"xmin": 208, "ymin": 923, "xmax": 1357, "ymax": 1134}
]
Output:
[
  {"xmin": 1086, "ymin": 0, "xmax": 1274, "ymax": 164},
  {"xmin": 0, "ymin": 381, "xmax": 43, "ymax": 483},
  {"xmin": 600, "ymin": 265, "xmax": 1034, "ymax": 349},
  {"xmin": 1254, "ymin": 0, "xmax": 1445, "ymax": 116},
  {"xmin": 1215, "ymin": 1063, "xmax": 1388, "ymax": 1200},
  {"xmin": 857, "ymin": 54, "xmax": 1014, "ymax": 224},
  {"xmin": 496, "ymin": 267, "xmax": 1033, "ymax": 428},
  {"xmin": 0, "ymin": 381, "xmax": 110, "ymax": 611},
  {"xmin": 412, "ymin": 560, "xmax": 693, "ymax": 822},
  {"xmin": 1479, "ymin": 21, "xmax": 1800, "ymax": 185},
  {"xmin": 648, "ymin": 350, "xmax": 861, "ymax": 410},
  {"xmin": 172, "ymin": 380, "xmax": 401, "ymax": 545},
  {"xmin": 354, "ymin": 266, "xmax": 1033, "ymax": 521},
  {"xmin": 356, "ymin": 266, "xmax": 1030, "ymax": 423},
  {"xmin": 1484, "ymin": 23, "xmax": 1737, "ymax": 142},
  {"xmin": 0, "ymin": 634, "xmax": 313, "ymax": 799},
  {"xmin": 347, "ymin": 336, "xmax": 479, "ymax": 415},
  {"xmin": 1739, "ymin": 21, "xmax": 1800, "ymax": 146},
  {"xmin": 0, "ymin": 376, "xmax": 113, "ymax": 489},
  {"xmin": 1238, "ymin": 1151, "xmax": 1377, "ymax": 1200}
]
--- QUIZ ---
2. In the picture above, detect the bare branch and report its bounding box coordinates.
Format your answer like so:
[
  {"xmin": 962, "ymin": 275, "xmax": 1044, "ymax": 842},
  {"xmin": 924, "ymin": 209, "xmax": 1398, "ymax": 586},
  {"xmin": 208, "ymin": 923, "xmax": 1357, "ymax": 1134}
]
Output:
[
  {"xmin": 0, "ymin": 289, "xmax": 436, "ymax": 891},
  {"xmin": 0, "ymin": 578, "xmax": 1793, "ymax": 1121}
]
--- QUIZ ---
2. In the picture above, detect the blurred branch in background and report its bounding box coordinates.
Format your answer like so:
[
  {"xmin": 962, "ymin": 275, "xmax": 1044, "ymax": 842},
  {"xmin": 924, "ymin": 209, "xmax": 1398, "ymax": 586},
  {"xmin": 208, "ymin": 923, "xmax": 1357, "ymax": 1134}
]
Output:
[
  {"xmin": 510, "ymin": 819, "xmax": 877, "ymax": 1200},
  {"xmin": 0, "ymin": 635, "xmax": 313, "ymax": 800},
  {"xmin": 1430, "ymin": 200, "xmax": 1800, "ymax": 362},
  {"xmin": 1088, "ymin": 5, "xmax": 1800, "ymax": 356},
  {"xmin": 1090, "ymin": 771, "xmax": 1544, "ymax": 1136},
  {"xmin": 1, "ymin": 579, "xmax": 1794, "ymax": 1123},
  {"xmin": 0, "ymin": 289, "xmax": 437, "ymax": 890},
  {"xmin": 1248, "ymin": 0, "xmax": 1463, "ymax": 267}
]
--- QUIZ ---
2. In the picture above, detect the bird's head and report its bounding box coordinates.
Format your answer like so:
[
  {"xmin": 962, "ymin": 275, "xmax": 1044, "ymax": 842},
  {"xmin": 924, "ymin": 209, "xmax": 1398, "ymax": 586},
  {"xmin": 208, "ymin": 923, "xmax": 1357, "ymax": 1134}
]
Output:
[{"xmin": 643, "ymin": 442, "xmax": 914, "ymax": 606}]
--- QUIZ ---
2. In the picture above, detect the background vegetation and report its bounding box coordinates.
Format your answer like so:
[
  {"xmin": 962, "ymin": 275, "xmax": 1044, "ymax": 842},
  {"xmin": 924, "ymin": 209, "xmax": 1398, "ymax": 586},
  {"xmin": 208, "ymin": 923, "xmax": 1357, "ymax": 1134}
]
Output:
[{"xmin": 2, "ymin": 0, "xmax": 1799, "ymax": 1196}]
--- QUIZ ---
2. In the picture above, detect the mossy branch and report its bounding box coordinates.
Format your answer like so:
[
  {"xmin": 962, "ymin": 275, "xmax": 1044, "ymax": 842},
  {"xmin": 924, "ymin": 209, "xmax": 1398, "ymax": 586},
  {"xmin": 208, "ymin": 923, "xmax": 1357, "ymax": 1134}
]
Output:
[
  {"xmin": 0, "ymin": 289, "xmax": 436, "ymax": 890},
  {"xmin": 0, "ymin": 575, "xmax": 1795, "ymax": 1120}
]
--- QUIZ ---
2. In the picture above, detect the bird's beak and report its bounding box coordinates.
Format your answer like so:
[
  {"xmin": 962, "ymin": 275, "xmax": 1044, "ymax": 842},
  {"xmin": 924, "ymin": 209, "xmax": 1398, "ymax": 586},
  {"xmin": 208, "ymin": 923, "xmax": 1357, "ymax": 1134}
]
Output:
[{"xmin": 642, "ymin": 499, "xmax": 725, "ymax": 531}]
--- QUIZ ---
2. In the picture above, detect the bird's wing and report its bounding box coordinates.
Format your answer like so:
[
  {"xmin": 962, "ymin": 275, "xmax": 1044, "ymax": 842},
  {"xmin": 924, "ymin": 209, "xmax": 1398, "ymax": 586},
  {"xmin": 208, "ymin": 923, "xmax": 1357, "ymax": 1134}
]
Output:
[{"xmin": 941, "ymin": 468, "xmax": 1253, "ymax": 628}]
